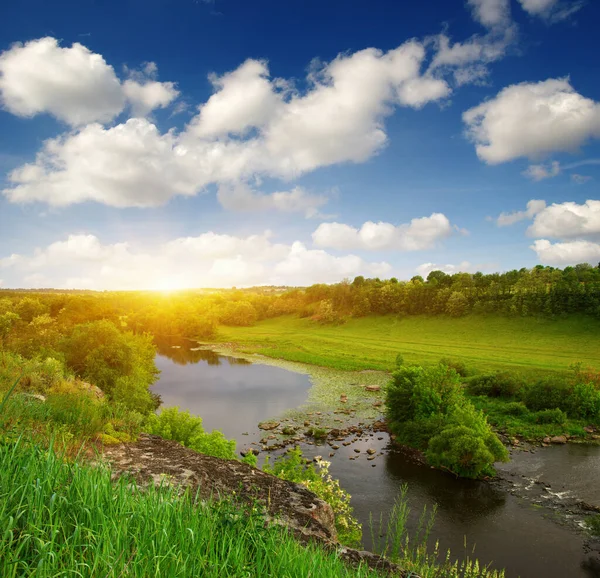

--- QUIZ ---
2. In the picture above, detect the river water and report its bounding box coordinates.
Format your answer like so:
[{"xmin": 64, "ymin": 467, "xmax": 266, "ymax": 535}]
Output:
[{"xmin": 151, "ymin": 343, "xmax": 600, "ymax": 578}]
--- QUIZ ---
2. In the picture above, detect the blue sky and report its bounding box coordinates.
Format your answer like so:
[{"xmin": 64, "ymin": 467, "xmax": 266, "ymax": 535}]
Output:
[{"xmin": 0, "ymin": 0, "xmax": 599, "ymax": 290}]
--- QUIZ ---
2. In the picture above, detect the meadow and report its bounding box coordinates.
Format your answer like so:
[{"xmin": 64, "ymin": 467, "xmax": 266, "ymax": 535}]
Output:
[{"xmin": 215, "ymin": 314, "xmax": 600, "ymax": 375}]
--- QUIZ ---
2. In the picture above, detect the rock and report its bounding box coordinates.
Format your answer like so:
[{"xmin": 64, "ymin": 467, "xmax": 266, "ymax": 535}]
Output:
[
  {"xmin": 304, "ymin": 421, "xmax": 311, "ymax": 427},
  {"xmin": 584, "ymin": 426, "xmax": 596, "ymax": 434},
  {"xmin": 258, "ymin": 421, "xmax": 280, "ymax": 431},
  {"xmin": 22, "ymin": 393, "xmax": 46, "ymax": 402},
  {"xmin": 77, "ymin": 381, "xmax": 106, "ymax": 400},
  {"xmin": 543, "ymin": 437, "xmax": 551, "ymax": 444},
  {"xmin": 550, "ymin": 435, "xmax": 568, "ymax": 444},
  {"xmin": 329, "ymin": 453, "xmax": 335, "ymax": 457},
  {"xmin": 104, "ymin": 435, "xmax": 336, "ymax": 543},
  {"xmin": 366, "ymin": 449, "xmax": 376, "ymax": 455},
  {"xmin": 373, "ymin": 401, "xmax": 383, "ymax": 407},
  {"xmin": 267, "ymin": 435, "xmax": 276, "ymax": 440},
  {"xmin": 365, "ymin": 385, "xmax": 381, "ymax": 392},
  {"xmin": 353, "ymin": 448, "xmax": 361, "ymax": 454},
  {"xmin": 282, "ymin": 427, "xmax": 296, "ymax": 435},
  {"xmin": 367, "ymin": 456, "xmax": 375, "ymax": 461},
  {"xmin": 332, "ymin": 445, "xmax": 340, "ymax": 450},
  {"xmin": 342, "ymin": 442, "xmax": 351, "ymax": 447}
]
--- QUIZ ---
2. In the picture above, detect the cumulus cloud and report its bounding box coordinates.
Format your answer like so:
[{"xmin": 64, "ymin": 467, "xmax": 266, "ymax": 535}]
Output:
[
  {"xmin": 216, "ymin": 182, "xmax": 329, "ymax": 218},
  {"xmin": 0, "ymin": 232, "xmax": 391, "ymax": 290},
  {"xmin": 0, "ymin": 37, "xmax": 125, "ymax": 126},
  {"xmin": 312, "ymin": 213, "xmax": 456, "ymax": 251},
  {"xmin": 2, "ymin": 119, "xmax": 199, "ymax": 207},
  {"xmin": 527, "ymin": 200, "xmax": 600, "ymax": 238},
  {"xmin": 0, "ymin": 38, "xmax": 178, "ymax": 126},
  {"xmin": 523, "ymin": 161, "xmax": 561, "ymax": 181},
  {"xmin": 463, "ymin": 78, "xmax": 600, "ymax": 164},
  {"xmin": 468, "ymin": 0, "xmax": 511, "ymax": 28},
  {"xmin": 2, "ymin": 38, "xmax": 451, "ymax": 207},
  {"xmin": 496, "ymin": 199, "xmax": 547, "ymax": 226},
  {"xmin": 186, "ymin": 59, "xmax": 285, "ymax": 139},
  {"xmin": 531, "ymin": 239, "xmax": 600, "ymax": 266},
  {"xmin": 415, "ymin": 261, "xmax": 487, "ymax": 276}
]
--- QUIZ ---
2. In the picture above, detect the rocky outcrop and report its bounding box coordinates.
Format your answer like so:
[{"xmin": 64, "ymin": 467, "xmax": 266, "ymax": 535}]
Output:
[{"xmin": 102, "ymin": 434, "xmax": 414, "ymax": 576}]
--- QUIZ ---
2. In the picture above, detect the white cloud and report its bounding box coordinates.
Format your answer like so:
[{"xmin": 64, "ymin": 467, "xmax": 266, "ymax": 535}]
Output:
[
  {"xmin": 463, "ymin": 78, "xmax": 600, "ymax": 164},
  {"xmin": 571, "ymin": 174, "xmax": 592, "ymax": 184},
  {"xmin": 416, "ymin": 261, "xmax": 477, "ymax": 276},
  {"xmin": 186, "ymin": 59, "xmax": 285, "ymax": 139},
  {"xmin": 312, "ymin": 213, "xmax": 455, "ymax": 251},
  {"xmin": 216, "ymin": 182, "xmax": 329, "ymax": 218},
  {"xmin": 527, "ymin": 200, "xmax": 600, "ymax": 238},
  {"xmin": 0, "ymin": 37, "xmax": 125, "ymax": 126},
  {"xmin": 517, "ymin": 0, "xmax": 584, "ymax": 22},
  {"xmin": 496, "ymin": 199, "xmax": 547, "ymax": 226},
  {"xmin": 523, "ymin": 160, "xmax": 561, "ymax": 181},
  {"xmin": 0, "ymin": 38, "xmax": 179, "ymax": 126},
  {"xmin": 3, "ymin": 39, "xmax": 451, "ymax": 208},
  {"xmin": 3, "ymin": 119, "xmax": 199, "ymax": 207},
  {"xmin": 123, "ymin": 79, "xmax": 179, "ymax": 117},
  {"xmin": 531, "ymin": 239, "xmax": 600, "ymax": 266},
  {"xmin": 467, "ymin": 0, "xmax": 511, "ymax": 28},
  {"xmin": 0, "ymin": 232, "xmax": 391, "ymax": 290}
]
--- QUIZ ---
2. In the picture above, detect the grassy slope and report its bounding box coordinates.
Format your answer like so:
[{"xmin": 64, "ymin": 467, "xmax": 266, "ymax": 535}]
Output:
[{"xmin": 215, "ymin": 314, "xmax": 600, "ymax": 375}]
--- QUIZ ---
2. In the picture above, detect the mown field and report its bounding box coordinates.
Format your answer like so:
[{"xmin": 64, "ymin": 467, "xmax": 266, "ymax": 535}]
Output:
[{"xmin": 215, "ymin": 314, "xmax": 600, "ymax": 375}]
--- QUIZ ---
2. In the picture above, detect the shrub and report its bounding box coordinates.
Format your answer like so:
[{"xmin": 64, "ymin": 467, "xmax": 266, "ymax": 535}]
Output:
[
  {"xmin": 533, "ymin": 408, "xmax": 567, "ymax": 425},
  {"xmin": 466, "ymin": 373, "xmax": 521, "ymax": 398},
  {"xmin": 439, "ymin": 358, "xmax": 469, "ymax": 377},
  {"xmin": 520, "ymin": 377, "xmax": 572, "ymax": 412},
  {"xmin": 386, "ymin": 364, "xmax": 463, "ymax": 433},
  {"xmin": 263, "ymin": 447, "xmax": 361, "ymax": 546},
  {"xmin": 502, "ymin": 402, "xmax": 529, "ymax": 417},
  {"xmin": 145, "ymin": 407, "xmax": 237, "ymax": 460},
  {"xmin": 395, "ymin": 353, "xmax": 405, "ymax": 368},
  {"xmin": 426, "ymin": 404, "xmax": 508, "ymax": 479},
  {"xmin": 587, "ymin": 514, "xmax": 600, "ymax": 537},
  {"xmin": 568, "ymin": 382, "xmax": 600, "ymax": 421}
]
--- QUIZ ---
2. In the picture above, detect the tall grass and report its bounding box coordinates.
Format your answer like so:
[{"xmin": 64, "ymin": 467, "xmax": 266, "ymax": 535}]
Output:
[
  {"xmin": 370, "ymin": 485, "xmax": 504, "ymax": 578},
  {"xmin": 0, "ymin": 438, "xmax": 384, "ymax": 578}
]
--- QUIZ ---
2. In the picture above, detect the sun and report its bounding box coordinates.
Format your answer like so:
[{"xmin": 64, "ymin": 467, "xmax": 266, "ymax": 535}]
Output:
[{"xmin": 152, "ymin": 278, "xmax": 189, "ymax": 293}]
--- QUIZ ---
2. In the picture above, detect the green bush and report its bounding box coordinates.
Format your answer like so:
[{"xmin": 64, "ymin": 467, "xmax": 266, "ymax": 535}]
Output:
[
  {"xmin": 426, "ymin": 404, "xmax": 508, "ymax": 479},
  {"xmin": 568, "ymin": 382, "xmax": 600, "ymax": 421},
  {"xmin": 263, "ymin": 447, "xmax": 361, "ymax": 546},
  {"xmin": 502, "ymin": 402, "xmax": 529, "ymax": 417},
  {"xmin": 145, "ymin": 407, "xmax": 236, "ymax": 460},
  {"xmin": 386, "ymin": 364, "xmax": 463, "ymax": 429},
  {"xmin": 466, "ymin": 373, "xmax": 521, "ymax": 398},
  {"xmin": 520, "ymin": 376, "xmax": 572, "ymax": 412},
  {"xmin": 533, "ymin": 408, "xmax": 567, "ymax": 425},
  {"xmin": 439, "ymin": 358, "xmax": 469, "ymax": 377},
  {"xmin": 587, "ymin": 514, "xmax": 600, "ymax": 537},
  {"xmin": 395, "ymin": 353, "xmax": 405, "ymax": 367}
]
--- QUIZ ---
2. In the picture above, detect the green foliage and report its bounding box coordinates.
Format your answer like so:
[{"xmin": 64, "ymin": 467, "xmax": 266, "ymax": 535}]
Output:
[
  {"xmin": 386, "ymin": 364, "xmax": 463, "ymax": 428},
  {"xmin": 502, "ymin": 401, "xmax": 529, "ymax": 417},
  {"xmin": 264, "ymin": 447, "xmax": 362, "ymax": 546},
  {"xmin": 0, "ymin": 439, "xmax": 382, "ymax": 578},
  {"xmin": 520, "ymin": 376, "xmax": 573, "ymax": 412},
  {"xmin": 144, "ymin": 407, "xmax": 237, "ymax": 460},
  {"xmin": 439, "ymin": 357, "xmax": 469, "ymax": 377},
  {"xmin": 60, "ymin": 320, "xmax": 158, "ymax": 413},
  {"xmin": 568, "ymin": 382, "xmax": 600, "ymax": 420},
  {"xmin": 394, "ymin": 352, "xmax": 405, "ymax": 367},
  {"xmin": 466, "ymin": 373, "xmax": 521, "ymax": 398},
  {"xmin": 533, "ymin": 408, "xmax": 567, "ymax": 425},
  {"xmin": 371, "ymin": 485, "xmax": 504, "ymax": 578},
  {"xmin": 218, "ymin": 300, "xmax": 258, "ymax": 326},
  {"xmin": 587, "ymin": 514, "xmax": 600, "ymax": 537},
  {"xmin": 313, "ymin": 299, "xmax": 346, "ymax": 325},
  {"xmin": 426, "ymin": 405, "xmax": 509, "ymax": 479},
  {"xmin": 446, "ymin": 291, "xmax": 469, "ymax": 317}
]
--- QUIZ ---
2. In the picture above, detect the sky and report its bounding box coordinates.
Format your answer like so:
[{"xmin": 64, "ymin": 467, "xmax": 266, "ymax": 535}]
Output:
[{"xmin": 0, "ymin": 0, "xmax": 599, "ymax": 290}]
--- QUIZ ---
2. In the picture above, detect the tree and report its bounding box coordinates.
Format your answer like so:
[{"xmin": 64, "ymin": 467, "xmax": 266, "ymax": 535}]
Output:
[{"xmin": 446, "ymin": 291, "xmax": 468, "ymax": 317}]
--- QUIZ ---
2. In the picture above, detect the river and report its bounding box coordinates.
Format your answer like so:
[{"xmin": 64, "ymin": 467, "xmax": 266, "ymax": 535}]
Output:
[{"xmin": 151, "ymin": 342, "xmax": 600, "ymax": 578}]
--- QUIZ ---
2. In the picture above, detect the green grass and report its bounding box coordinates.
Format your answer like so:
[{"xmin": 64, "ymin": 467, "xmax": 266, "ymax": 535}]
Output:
[
  {"xmin": 0, "ymin": 438, "xmax": 385, "ymax": 578},
  {"xmin": 214, "ymin": 314, "xmax": 600, "ymax": 375}
]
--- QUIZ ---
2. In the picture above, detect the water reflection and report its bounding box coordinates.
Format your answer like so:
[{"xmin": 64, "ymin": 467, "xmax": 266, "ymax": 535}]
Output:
[{"xmin": 150, "ymin": 345, "xmax": 311, "ymax": 441}]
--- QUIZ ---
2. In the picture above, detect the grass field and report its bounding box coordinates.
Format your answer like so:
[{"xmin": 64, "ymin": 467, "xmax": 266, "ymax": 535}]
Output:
[{"xmin": 215, "ymin": 314, "xmax": 600, "ymax": 375}]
